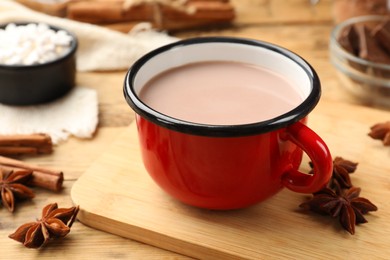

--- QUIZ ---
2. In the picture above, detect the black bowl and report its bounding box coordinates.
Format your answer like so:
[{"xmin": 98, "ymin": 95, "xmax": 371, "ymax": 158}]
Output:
[{"xmin": 0, "ymin": 22, "xmax": 78, "ymax": 105}]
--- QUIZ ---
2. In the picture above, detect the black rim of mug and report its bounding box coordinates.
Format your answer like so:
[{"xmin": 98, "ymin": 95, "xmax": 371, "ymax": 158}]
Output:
[{"xmin": 124, "ymin": 37, "xmax": 321, "ymax": 137}]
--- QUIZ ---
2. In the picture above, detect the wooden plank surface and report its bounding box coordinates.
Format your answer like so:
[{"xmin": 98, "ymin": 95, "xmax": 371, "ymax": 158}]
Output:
[{"xmin": 71, "ymin": 100, "xmax": 390, "ymax": 260}]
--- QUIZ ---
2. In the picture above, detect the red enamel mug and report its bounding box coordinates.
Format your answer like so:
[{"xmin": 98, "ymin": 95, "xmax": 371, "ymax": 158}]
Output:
[{"xmin": 124, "ymin": 37, "xmax": 333, "ymax": 210}]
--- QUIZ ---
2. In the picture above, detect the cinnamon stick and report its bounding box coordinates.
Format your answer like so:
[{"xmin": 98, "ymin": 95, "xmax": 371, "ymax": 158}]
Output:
[
  {"xmin": 0, "ymin": 156, "xmax": 63, "ymax": 192},
  {"xmin": 66, "ymin": 0, "xmax": 235, "ymax": 30},
  {"xmin": 158, "ymin": 1, "xmax": 235, "ymax": 30},
  {"xmin": 0, "ymin": 134, "xmax": 53, "ymax": 156}
]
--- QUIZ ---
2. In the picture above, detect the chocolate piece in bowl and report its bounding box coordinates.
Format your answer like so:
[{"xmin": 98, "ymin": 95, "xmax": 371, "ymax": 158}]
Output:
[
  {"xmin": 338, "ymin": 24, "xmax": 360, "ymax": 55},
  {"xmin": 337, "ymin": 24, "xmax": 367, "ymax": 73},
  {"xmin": 370, "ymin": 20, "xmax": 390, "ymax": 78},
  {"xmin": 355, "ymin": 23, "xmax": 390, "ymax": 79},
  {"xmin": 355, "ymin": 24, "xmax": 390, "ymax": 64},
  {"xmin": 372, "ymin": 20, "xmax": 390, "ymax": 54}
]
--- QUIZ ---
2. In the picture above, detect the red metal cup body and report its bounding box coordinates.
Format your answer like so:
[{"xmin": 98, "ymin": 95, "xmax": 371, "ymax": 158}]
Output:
[{"xmin": 137, "ymin": 115, "xmax": 310, "ymax": 209}]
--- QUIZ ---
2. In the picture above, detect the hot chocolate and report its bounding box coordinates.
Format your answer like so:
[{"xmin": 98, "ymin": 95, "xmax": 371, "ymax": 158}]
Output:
[{"xmin": 139, "ymin": 61, "xmax": 304, "ymax": 125}]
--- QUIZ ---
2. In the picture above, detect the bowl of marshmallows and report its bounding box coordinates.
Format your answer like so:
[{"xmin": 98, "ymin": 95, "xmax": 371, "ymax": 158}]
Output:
[{"xmin": 0, "ymin": 22, "xmax": 77, "ymax": 105}]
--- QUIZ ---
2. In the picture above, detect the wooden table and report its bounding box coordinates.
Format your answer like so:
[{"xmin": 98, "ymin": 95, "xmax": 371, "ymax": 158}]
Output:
[{"xmin": 1, "ymin": 0, "xmax": 387, "ymax": 258}]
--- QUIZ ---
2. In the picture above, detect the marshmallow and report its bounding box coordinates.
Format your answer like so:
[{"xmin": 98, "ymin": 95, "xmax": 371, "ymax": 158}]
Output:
[{"xmin": 0, "ymin": 23, "xmax": 73, "ymax": 66}]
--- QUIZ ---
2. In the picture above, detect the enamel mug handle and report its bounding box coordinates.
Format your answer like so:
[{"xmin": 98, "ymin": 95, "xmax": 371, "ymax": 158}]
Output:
[{"xmin": 282, "ymin": 122, "xmax": 333, "ymax": 193}]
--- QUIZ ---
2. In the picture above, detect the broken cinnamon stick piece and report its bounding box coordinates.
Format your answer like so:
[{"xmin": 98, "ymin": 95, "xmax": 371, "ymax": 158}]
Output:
[
  {"xmin": 0, "ymin": 134, "xmax": 53, "ymax": 156},
  {"xmin": 0, "ymin": 156, "xmax": 63, "ymax": 192}
]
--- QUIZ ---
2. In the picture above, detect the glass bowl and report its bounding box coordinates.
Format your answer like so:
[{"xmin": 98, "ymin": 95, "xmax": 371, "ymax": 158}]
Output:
[{"xmin": 330, "ymin": 15, "xmax": 390, "ymax": 108}]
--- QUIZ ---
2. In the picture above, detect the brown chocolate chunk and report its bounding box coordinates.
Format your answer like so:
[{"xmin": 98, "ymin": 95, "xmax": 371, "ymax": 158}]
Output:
[
  {"xmin": 355, "ymin": 24, "xmax": 390, "ymax": 64},
  {"xmin": 372, "ymin": 20, "xmax": 390, "ymax": 54},
  {"xmin": 338, "ymin": 25, "xmax": 360, "ymax": 55},
  {"xmin": 337, "ymin": 24, "xmax": 367, "ymax": 72}
]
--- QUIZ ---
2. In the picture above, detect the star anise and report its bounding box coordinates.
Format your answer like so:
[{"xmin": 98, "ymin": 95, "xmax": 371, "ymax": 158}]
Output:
[
  {"xmin": 331, "ymin": 157, "xmax": 358, "ymax": 193},
  {"xmin": 9, "ymin": 202, "xmax": 80, "ymax": 248},
  {"xmin": 368, "ymin": 121, "xmax": 390, "ymax": 146},
  {"xmin": 309, "ymin": 157, "xmax": 358, "ymax": 194},
  {"xmin": 300, "ymin": 187, "xmax": 377, "ymax": 234},
  {"xmin": 0, "ymin": 168, "xmax": 35, "ymax": 212}
]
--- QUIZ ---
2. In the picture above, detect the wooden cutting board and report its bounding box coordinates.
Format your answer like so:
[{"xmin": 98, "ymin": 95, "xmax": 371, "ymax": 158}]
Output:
[{"xmin": 71, "ymin": 100, "xmax": 390, "ymax": 259}]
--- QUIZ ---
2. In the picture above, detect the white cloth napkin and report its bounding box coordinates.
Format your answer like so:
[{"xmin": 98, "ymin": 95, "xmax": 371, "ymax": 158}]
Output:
[
  {"xmin": 0, "ymin": 87, "xmax": 98, "ymax": 144},
  {"xmin": 0, "ymin": 1, "xmax": 179, "ymax": 143}
]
